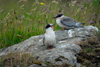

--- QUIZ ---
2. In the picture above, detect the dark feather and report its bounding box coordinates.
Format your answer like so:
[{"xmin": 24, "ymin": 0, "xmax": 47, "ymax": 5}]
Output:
[
  {"xmin": 61, "ymin": 17, "xmax": 76, "ymax": 27},
  {"xmin": 43, "ymin": 36, "xmax": 45, "ymax": 46}
]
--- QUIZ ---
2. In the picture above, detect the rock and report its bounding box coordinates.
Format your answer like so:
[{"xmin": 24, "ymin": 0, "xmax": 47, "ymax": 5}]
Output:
[
  {"xmin": 0, "ymin": 25, "xmax": 98, "ymax": 66},
  {"xmin": 76, "ymin": 63, "xmax": 86, "ymax": 67},
  {"xmin": 29, "ymin": 64, "xmax": 41, "ymax": 67}
]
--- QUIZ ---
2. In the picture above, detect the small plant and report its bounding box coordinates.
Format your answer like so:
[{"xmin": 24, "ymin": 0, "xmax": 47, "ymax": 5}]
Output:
[{"xmin": 85, "ymin": 48, "xmax": 94, "ymax": 53}]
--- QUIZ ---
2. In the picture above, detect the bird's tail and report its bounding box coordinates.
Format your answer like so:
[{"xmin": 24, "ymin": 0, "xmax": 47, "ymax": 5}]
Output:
[{"xmin": 75, "ymin": 22, "xmax": 85, "ymax": 28}]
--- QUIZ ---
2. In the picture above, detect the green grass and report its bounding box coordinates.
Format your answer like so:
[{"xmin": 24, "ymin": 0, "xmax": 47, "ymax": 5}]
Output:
[
  {"xmin": 0, "ymin": 0, "xmax": 100, "ymax": 48},
  {"xmin": 0, "ymin": 53, "xmax": 41, "ymax": 67}
]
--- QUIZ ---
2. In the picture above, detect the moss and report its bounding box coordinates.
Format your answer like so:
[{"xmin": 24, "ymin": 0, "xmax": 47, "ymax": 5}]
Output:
[
  {"xmin": 0, "ymin": 52, "xmax": 40, "ymax": 67},
  {"xmin": 34, "ymin": 61, "xmax": 41, "ymax": 65},
  {"xmin": 55, "ymin": 56, "xmax": 67, "ymax": 61},
  {"xmin": 55, "ymin": 58, "xmax": 62, "ymax": 61},
  {"xmin": 45, "ymin": 62, "xmax": 53, "ymax": 67},
  {"xmin": 77, "ymin": 35, "xmax": 100, "ymax": 67},
  {"xmin": 82, "ymin": 60, "xmax": 91, "ymax": 65},
  {"xmin": 85, "ymin": 48, "xmax": 94, "ymax": 53}
]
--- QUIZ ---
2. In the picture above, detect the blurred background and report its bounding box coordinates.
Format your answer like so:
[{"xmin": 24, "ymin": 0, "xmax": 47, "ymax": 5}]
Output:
[{"xmin": 0, "ymin": 0, "xmax": 100, "ymax": 48}]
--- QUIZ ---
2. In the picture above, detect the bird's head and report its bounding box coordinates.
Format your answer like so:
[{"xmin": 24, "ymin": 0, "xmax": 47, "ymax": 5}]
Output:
[
  {"xmin": 53, "ymin": 14, "xmax": 64, "ymax": 19},
  {"xmin": 45, "ymin": 24, "xmax": 54, "ymax": 29}
]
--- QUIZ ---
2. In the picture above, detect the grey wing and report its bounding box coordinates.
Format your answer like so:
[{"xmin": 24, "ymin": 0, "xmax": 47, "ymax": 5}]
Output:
[
  {"xmin": 43, "ymin": 36, "xmax": 45, "ymax": 46},
  {"xmin": 61, "ymin": 17, "xmax": 76, "ymax": 27}
]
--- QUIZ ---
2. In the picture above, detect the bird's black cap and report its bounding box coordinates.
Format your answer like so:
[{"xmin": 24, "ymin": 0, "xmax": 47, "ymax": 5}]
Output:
[
  {"xmin": 45, "ymin": 24, "xmax": 53, "ymax": 29},
  {"xmin": 53, "ymin": 14, "xmax": 64, "ymax": 18}
]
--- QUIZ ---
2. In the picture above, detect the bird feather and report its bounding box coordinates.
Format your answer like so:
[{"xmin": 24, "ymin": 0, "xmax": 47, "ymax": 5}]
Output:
[{"xmin": 61, "ymin": 17, "xmax": 76, "ymax": 27}]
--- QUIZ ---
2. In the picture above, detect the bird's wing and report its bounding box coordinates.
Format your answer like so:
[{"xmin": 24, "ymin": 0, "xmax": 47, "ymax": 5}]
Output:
[
  {"xmin": 61, "ymin": 17, "xmax": 76, "ymax": 27},
  {"xmin": 43, "ymin": 35, "xmax": 45, "ymax": 45}
]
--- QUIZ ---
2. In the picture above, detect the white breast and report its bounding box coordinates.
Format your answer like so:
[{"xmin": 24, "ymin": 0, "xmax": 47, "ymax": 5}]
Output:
[
  {"xmin": 44, "ymin": 31, "xmax": 56, "ymax": 46},
  {"xmin": 56, "ymin": 18, "xmax": 66, "ymax": 28}
]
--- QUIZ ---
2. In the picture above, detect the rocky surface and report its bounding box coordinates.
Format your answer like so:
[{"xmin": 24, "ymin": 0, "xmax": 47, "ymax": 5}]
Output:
[{"xmin": 0, "ymin": 25, "xmax": 99, "ymax": 66}]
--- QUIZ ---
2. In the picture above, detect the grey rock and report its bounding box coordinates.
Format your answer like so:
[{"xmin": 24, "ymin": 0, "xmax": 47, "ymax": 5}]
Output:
[
  {"xmin": 76, "ymin": 63, "xmax": 86, "ymax": 67},
  {"xmin": 29, "ymin": 64, "xmax": 41, "ymax": 67},
  {"xmin": 0, "ymin": 25, "xmax": 98, "ymax": 66}
]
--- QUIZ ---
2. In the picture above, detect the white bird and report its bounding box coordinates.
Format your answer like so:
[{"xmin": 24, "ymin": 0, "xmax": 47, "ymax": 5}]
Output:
[
  {"xmin": 43, "ymin": 24, "xmax": 56, "ymax": 49},
  {"xmin": 53, "ymin": 14, "xmax": 85, "ymax": 30}
]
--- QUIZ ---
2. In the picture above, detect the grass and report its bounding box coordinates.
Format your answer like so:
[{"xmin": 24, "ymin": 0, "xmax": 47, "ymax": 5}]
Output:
[
  {"xmin": 0, "ymin": 0, "xmax": 100, "ymax": 49},
  {"xmin": 0, "ymin": 53, "xmax": 41, "ymax": 67}
]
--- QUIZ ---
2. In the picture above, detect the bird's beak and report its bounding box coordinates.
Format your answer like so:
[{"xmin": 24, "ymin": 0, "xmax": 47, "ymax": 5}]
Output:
[
  {"xmin": 51, "ymin": 26, "xmax": 53, "ymax": 28},
  {"xmin": 51, "ymin": 26, "xmax": 55, "ymax": 28}
]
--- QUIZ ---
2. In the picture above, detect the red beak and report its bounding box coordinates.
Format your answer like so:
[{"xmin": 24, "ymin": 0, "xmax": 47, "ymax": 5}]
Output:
[{"xmin": 51, "ymin": 26, "xmax": 55, "ymax": 28}]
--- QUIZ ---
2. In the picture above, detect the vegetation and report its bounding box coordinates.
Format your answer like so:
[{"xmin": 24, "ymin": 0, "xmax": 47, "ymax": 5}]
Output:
[
  {"xmin": 0, "ymin": 53, "xmax": 35, "ymax": 67},
  {"xmin": 77, "ymin": 35, "xmax": 100, "ymax": 67},
  {"xmin": 0, "ymin": 52, "xmax": 71, "ymax": 67},
  {"xmin": 0, "ymin": 0, "xmax": 100, "ymax": 48}
]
